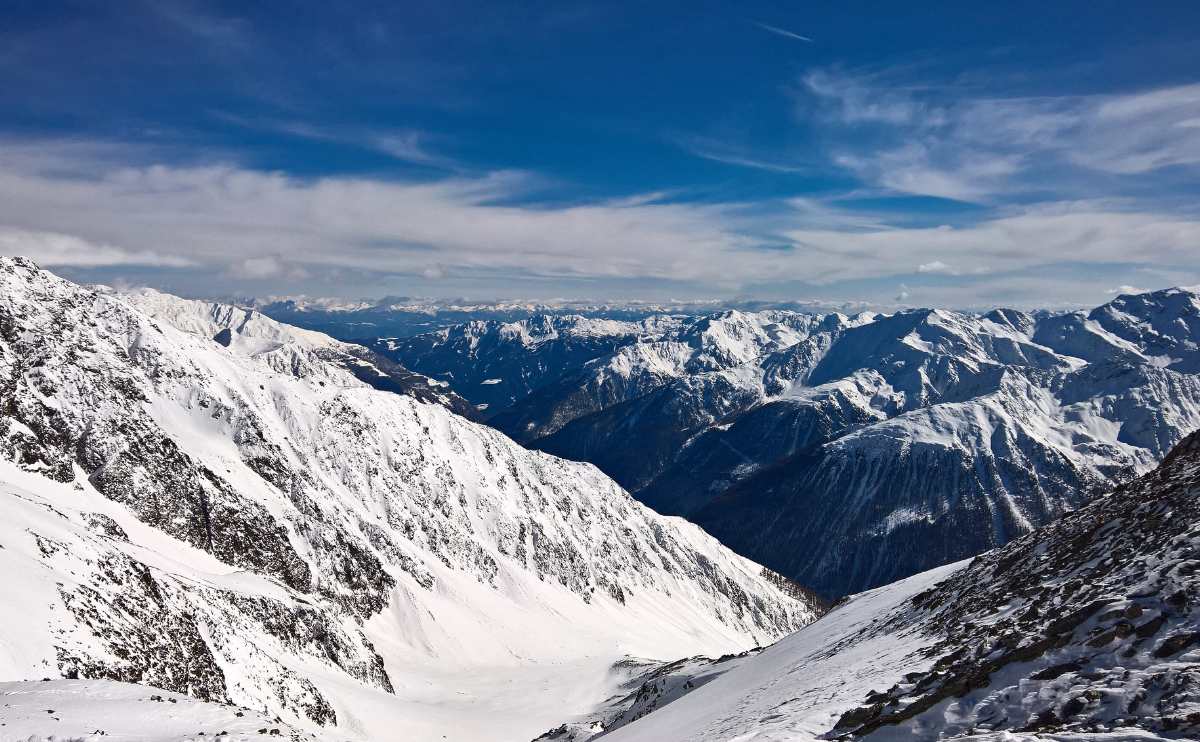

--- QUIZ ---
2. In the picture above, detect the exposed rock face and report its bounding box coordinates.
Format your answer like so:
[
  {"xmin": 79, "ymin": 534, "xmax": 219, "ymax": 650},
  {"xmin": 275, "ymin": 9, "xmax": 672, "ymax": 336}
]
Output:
[
  {"xmin": 386, "ymin": 294, "xmax": 1200, "ymax": 597},
  {"xmin": 828, "ymin": 428, "xmax": 1200, "ymax": 738},
  {"xmin": 530, "ymin": 652, "xmax": 763, "ymax": 742},
  {"xmin": 0, "ymin": 257, "xmax": 820, "ymax": 737}
]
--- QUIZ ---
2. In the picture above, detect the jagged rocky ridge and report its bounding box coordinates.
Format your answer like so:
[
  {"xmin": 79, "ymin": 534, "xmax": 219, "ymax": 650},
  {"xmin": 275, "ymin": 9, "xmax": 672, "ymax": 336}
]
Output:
[
  {"xmin": 382, "ymin": 294, "xmax": 1200, "ymax": 597},
  {"xmin": 548, "ymin": 428, "xmax": 1200, "ymax": 741},
  {"xmin": 0, "ymin": 257, "xmax": 820, "ymax": 740}
]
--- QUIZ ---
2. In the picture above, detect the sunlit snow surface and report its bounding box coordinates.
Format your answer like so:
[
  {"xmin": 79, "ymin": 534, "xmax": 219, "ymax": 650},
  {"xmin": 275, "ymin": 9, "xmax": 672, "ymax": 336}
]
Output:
[
  {"xmin": 0, "ymin": 462, "xmax": 715, "ymax": 741},
  {"xmin": 0, "ymin": 679, "xmax": 313, "ymax": 742},
  {"xmin": 598, "ymin": 563, "xmax": 963, "ymax": 741}
]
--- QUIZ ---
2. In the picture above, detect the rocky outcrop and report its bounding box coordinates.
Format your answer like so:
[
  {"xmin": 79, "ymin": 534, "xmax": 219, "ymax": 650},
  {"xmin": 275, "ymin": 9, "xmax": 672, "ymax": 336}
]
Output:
[{"xmin": 830, "ymin": 429, "xmax": 1200, "ymax": 738}]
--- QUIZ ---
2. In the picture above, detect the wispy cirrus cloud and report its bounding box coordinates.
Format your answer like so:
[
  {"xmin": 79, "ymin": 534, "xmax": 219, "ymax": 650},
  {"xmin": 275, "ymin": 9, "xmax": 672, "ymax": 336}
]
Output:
[
  {"xmin": 146, "ymin": 0, "xmax": 252, "ymax": 50},
  {"xmin": 211, "ymin": 111, "xmax": 460, "ymax": 169},
  {"xmin": 677, "ymin": 135, "xmax": 814, "ymax": 174},
  {"xmin": 752, "ymin": 21, "xmax": 813, "ymax": 43},
  {"xmin": 799, "ymin": 69, "xmax": 1200, "ymax": 202},
  {"xmin": 370, "ymin": 131, "xmax": 456, "ymax": 168}
]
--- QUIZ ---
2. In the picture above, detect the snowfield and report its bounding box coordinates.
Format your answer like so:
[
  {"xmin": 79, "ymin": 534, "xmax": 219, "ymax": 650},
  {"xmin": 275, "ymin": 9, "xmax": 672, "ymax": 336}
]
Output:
[
  {"xmin": 546, "ymin": 562, "xmax": 961, "ymax": 741},
  {"xmin": 0, "ymin": 679, "xmax": 314, "ymax": 742},
  {"xmin": 0, "ymin": 257, "xmax": 820, "ymax": 741}
]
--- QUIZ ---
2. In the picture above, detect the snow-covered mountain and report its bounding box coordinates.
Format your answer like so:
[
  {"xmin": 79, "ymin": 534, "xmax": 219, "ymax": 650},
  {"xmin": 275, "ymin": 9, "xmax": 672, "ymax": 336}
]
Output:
[
  {"xmin": 118, "ymin": 286, "xmax": 483, "ymax": 420},
  {"xmin": 383, "ymin": 293, "xmax": 1200, "ymax": 598},
  {"xmin": 373, "ymin": 314, "xmax": 667, "ymax": 415},
  {"xmin": 379, "ymin": 310, "xmax": 848, "ymax": 445},
  {"xmin": 545, "ymin": 428, "xmax": 1200, "ymax": 741},
  {"xmin": 252, "ymin": 295, "xmax": 870, "ymax": 342},
  {"xmin": 0, "ymin": 257, "xmax": 821, "ymax": 741}
]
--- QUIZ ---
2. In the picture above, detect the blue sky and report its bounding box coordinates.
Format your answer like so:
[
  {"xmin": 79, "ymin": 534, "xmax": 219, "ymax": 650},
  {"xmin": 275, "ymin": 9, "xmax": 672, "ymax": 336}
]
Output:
[{"xmin": 1, "ymin": 1, "xmax": 1199, "ymax": 307}]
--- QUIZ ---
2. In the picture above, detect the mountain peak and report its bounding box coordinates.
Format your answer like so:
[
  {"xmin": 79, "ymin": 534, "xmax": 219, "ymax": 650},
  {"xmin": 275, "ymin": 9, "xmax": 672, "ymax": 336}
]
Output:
[{"xmin": 0, "ymin": 254, "xmax": 42, "ymax": 271}]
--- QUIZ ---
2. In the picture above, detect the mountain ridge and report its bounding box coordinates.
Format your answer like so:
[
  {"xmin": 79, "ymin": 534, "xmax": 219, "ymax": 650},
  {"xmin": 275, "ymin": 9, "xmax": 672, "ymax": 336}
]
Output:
[{"xmin": 0, "ymin": 256, "xmax": 820, "ymax": 740}]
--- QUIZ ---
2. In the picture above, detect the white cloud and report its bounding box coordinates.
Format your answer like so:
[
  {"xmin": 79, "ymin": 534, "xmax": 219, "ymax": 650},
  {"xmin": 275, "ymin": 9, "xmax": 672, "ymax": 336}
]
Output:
[
  {"xmin": 803, "ymin": 70, "xmax": 1200, "ymax": 200},
  {"xmin": 753, "ymin": 22, "xmax": 813, "ymax": 43},
  {"xmin": 836, "ymin": 146, "xmax": 1021, "ymax": 202},
  {"xmin": 1070, "ymin": 84, "xmax": 1200, "ymax": 173},
  {"xmin": 0, "ymin": 141, "xmax": 761, "ymax": 284},
  {"xmin": 803, "ymin": 69, "xmax": 939, "ymax": 126},
  {"xmin": 917, "ymin": 260, "xmax": 953, "ymax": 274},
  {"xmin": 0, "ymin": 227, "xmax": 192, "ymax": 267},
  {"xmin": 229, "ymin": 255, "xmax": 309, "ymax": 280},
  {"xmin": 779, "ymin": 202, "xmax": 1200, "ymax": 284},
  {"xmin": 0, "ymin": 139, "xmax": 1197, "ymax": 306}
]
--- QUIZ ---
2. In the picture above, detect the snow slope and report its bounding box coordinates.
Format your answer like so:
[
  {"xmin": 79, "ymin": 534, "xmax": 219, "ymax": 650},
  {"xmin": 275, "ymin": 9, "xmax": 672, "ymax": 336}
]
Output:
[
  {"xmin": 535, "ymin": 562, "xmax": 960, "ymax": 741},
  {"xmin": 579, "ymin": 429, "xmax": 1200, "ymax": 741},
  {"xmin": 0, "ymin": 257, "xmax": 820, "ymax": 741},
  {"xmin": 0, "ymin": 679, "xmax": 313, "ymax": 742}
]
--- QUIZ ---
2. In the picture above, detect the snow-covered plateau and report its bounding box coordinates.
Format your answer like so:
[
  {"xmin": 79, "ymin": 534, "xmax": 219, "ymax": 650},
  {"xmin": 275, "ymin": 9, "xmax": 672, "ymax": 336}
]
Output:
[{"xmin": 0, "ymin": 257, "xmax": 821, "ymax": 741}]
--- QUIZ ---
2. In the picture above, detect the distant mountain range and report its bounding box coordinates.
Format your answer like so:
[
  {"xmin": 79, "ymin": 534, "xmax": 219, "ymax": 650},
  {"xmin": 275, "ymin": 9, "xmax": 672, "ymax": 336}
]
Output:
[
  {"xmin": 252, "ymin": 295, "xmax": 876, "ymax": 340},
  {"xmin": 375, "ymin": 288, "xmax": 1200, "ymax": 598}
]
